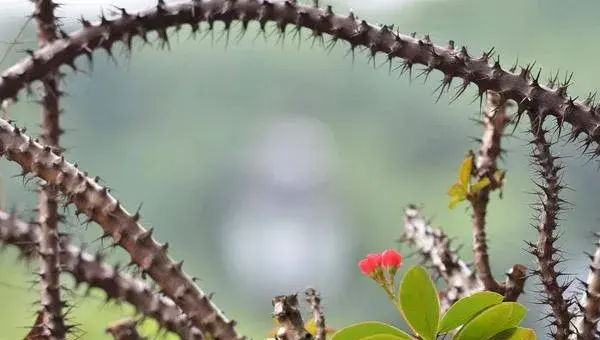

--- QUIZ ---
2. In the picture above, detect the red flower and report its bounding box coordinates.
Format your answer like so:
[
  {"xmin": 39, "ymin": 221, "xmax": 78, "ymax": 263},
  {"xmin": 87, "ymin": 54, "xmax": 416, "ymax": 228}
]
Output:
[
  {"xmin": 381, "ymin": 249, "xmax": 402, "ymax": 269},
  {"xmin": 358, "ymin": 258, "xmax": 375, "ymax": 276},
  {"xmin": 366, "ymin": 253, "xmax": 382, "ymax": 267},
  {"xmin": 359, "ymin": 253, "xmax": 382, "ymax": 276},
  {"xmin": 359, "ymin": 250, "xmax": 403, "ymax": 299}
]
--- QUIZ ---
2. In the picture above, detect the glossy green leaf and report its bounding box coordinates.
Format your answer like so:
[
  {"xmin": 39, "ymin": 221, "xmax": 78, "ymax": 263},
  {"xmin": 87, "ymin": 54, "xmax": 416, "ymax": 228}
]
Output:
[
  {"xmin": 438, "ymin": 291, "xmax": 504, "ymax": 333},
  {"xmin": 489, "ymin": 327, "xmax": 536, "ymax": 340},
  {"xmin": 398, "ymin": 266, "xmax": 440, "ymax": 340},
  {"xmin": 453, "ymin": 302, "xmax": 528, "ymax": 340},
  {"xmin": 330, "ymin": 321, "xmax": 413, "ymax": 340}
]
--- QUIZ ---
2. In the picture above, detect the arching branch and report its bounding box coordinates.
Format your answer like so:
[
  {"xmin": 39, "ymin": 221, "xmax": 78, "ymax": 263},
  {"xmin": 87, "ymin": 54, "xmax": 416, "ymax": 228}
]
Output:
[
  {"xmin": 0, "ymin": 209, "xmax": 204, "ymax": 340},
  {"xmin": 0, "ymin": 1, "xmax": 599, "ymax": 154},
  {"xmin": 0, "ymin": 118, "xmax": 240, "ymax": 339}
]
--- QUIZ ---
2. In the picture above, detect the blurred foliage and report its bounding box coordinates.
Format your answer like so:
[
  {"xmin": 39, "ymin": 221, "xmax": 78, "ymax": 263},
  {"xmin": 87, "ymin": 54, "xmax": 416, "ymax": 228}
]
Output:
[{"xmin": 0, "ymin": 0, "xmax": 600, "ymax": 338}]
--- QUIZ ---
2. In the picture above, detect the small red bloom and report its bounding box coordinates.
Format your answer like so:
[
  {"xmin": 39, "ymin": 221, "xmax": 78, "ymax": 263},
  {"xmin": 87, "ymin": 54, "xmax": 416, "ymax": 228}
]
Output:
[
  {"xmin": 381, "ymin": 249, "xmax": 402, "ymax": 269},
  {"xmin": 358, "ymin": 258, "xmax": 376, "ymax": 276},
  {"xmin": 359, "ymin": 253, "xmax": 383, "ymax": 276},
  {"xmin": 366, "ymin": 253, "xmax": 383, "ymax": 267}
]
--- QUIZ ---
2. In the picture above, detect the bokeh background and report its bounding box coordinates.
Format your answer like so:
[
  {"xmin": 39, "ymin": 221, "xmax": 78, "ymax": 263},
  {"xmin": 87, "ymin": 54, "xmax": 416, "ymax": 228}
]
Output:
[{"xmin": 1, "ymin": 0, "xmax": 600, "ymax": 338}]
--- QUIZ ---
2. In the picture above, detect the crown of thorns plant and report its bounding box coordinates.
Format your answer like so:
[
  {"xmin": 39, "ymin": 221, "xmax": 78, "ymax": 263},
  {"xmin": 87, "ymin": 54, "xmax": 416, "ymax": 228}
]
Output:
[{"xmin": 0, "ymin": 0, "xmax": 600, "ymax": 339}]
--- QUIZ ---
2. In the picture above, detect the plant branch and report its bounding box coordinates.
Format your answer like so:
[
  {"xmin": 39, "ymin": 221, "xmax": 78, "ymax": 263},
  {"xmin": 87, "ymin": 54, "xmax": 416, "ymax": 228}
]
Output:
[
  {"xmin": 106, "ymin": 319, "xmax": 144, "ymax": 340},
  {"xmin": 527, "ymin": 113, "xmax": 572, "ymax": 340},
  {"xmin": 570, "ymin": 233, "xmax": 600, "ymax": 339},
  {"xmin": 401, "ymin": 204, "xmax": 526, "ymax": 310},
  {"xmin": 272, "ymin": 294, "xmax": 311, "ymax": 340},
  {"xmin": 401, "ymin": 204, "xmax": 483, "ymax": 311},
  {"xmin": 0, "ymin": 118, "xmax": 238, "ymax": 340},
  {"xmin": 503, "ymin": 264, "xmax": 528, "ymax": 302},
  {"xmin": 0, "ymin": 209, "xmax": 203, "ymax": 340},
  {"xmin": 305, "ymin": 288, "xmax": 326, "ymax": 340},
  {"xmin": 0, "ymin": 1, "xmax": 599, "ymax": 153},
  {"xmin": 470, "ymin": 91, "xmax": 512, "ymax": 293},
  {"xmin": 33, "ymin": 0, "xmax": 66, "ymax": 338}
]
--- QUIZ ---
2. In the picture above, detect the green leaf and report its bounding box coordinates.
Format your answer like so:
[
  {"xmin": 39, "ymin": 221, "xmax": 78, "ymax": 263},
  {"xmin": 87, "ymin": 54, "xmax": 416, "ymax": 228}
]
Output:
[
  {"xmin": 453, "ymin": 302, "xmax": 528, "ymax": 340},
  {"xmin": 447, "ymin": 151, "xmax": 475, "ymax": 209},
  {"xmin": 470, "ymin": 177, "xmax": 491, "ymax": 194},
  {"xmin": 398, "ymin": 266, "xmax": 440, "ymax": 340},
  {"xmin": 489, "ymin": 327, "xmax": 536, "ymax": 340},
  {"xmin": 362, "ymin": 335, "xmax": 413, "ymax": 340},
  {"xmin": 458, "ymin": 151, "xmax": 474, "ymax": 187},
  {"xmin": 438, "ymin": 291, "xmax": 504, "ymax": 333},
  {"xmin": 448, "ymin": 183, "xmax": 468, "ymax": 209},
  {"xmin": 330, "ymin": 321, "xmax": 413, "ymax": 340}
]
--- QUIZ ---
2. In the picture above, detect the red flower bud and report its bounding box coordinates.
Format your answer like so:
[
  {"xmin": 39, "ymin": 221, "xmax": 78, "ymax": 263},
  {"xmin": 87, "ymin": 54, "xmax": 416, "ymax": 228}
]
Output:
[
  {"xmin": 381, "ymin": 249, "xmax": 402, "ymax": 269},
  {"xmin": 358, "ymin": 258, "xmax": 376, "ymax": 276},
  {"xmin": 359, "ymin": 253, "xmax": 383, "ymax": 276},
  {"xmin": 366, "ymin": 253, "xmax": 383, "ymax": 267}
]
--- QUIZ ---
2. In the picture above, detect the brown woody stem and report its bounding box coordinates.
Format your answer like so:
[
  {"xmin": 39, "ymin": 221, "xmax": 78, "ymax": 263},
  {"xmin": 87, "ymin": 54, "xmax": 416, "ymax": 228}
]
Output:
[
  {"xmin": 570, "ymin": 233, "xmax": 600, "ymax": 339},
  {"xmin": 106, "ymin": 319, "xmax": 144, "ymax": 340},
  {"xmin": 401, "ymin": 204, "xmax": 526, "ymax": 310},
  {"xmin": 272, "ymin": 294, "xmax": 311, "ymax": 340},
  {"xmin": 470, "ymin": 91, "xmax": 512, "ymax": 293},
  {"xmin": 0, "ymin": 209, "xmax": 204, "ymax": 340},
  {"xmin": 528, "ymin": 113, "xmax": 572, "ymax": 340},
  {"xmin": 401, "ymin": 204, "xmax": 483, "ymax": 311},
  {"xmin": 0, "ymin": 1, "xmax": 600, "ymax": 154},
  {"xmin": 305, "ymin": 288, "xmax": 326, "ymax": 340},
  {"xmin": 503, "ymin": 264, "xmax": 528, "ymax": 302},
  {"xmin": 33, "ymin": 0, "xmax": 66, "ymax": 338},
  {"xmin": 0, "ymin": 118, "xmax": 239, "ymax": 339}
]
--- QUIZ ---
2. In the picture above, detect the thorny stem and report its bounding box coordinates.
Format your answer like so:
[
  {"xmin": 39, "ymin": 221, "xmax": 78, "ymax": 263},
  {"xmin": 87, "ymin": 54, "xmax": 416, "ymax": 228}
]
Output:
[
  {"xmin": 0, "ymin": 118, "xmax": 239, "ymax": 339},
  {"xmin": 106, "ymin": 319, "xmax": 144, "ymax": 340},
  {"xmin": 23, "ymin": 312, "xmax": 46, "ymax": 340},
  {"xmin": 401, "ymin": 204, "xmax": 526, "ymax": 311},
  {"xmin": 570, "ymin": 234, "xmax": 600, "ymax": 339},
  {"xmin": 33, "ymin": 0, "xmax": 66, "ymax": 338},
  {"xmin": 272, "ymin": 294, "xmax": 311, "ymax": 340},
  {"xmin": 528, "ymin": 113, "xmax": 572, "ymax": 340},
  {"xmin": 0, "ymin": 209, "xmax": 203, "ymax": 340},
  {"xmin": 470, "ymin": 91, "xmax": 512, "ymax": 294},
  {"xmin": 305, "ymin": 288, "xmax": 326, "ymax": 340},
  {"xmin": 503, "ymin": 264, "xmax": 528, "ymax": 302},
  {"xmin": 1, "ymin": 1, "xmax": 600, "ymax": 156},
  {"xmin": 401, "ymin": 204, "xmax": 483, "ymax": 311}
]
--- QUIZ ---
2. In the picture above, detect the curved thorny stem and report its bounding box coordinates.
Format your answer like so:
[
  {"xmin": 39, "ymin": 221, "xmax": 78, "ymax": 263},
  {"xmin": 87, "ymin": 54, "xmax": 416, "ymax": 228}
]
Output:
[
  {"xmin": 0, "ymin": 1, "xmax": 599, "ymax": 155},
  {"xmin": 527, "ymin": 113, "xmax": 572, "ymax": 340},
  {"xmin": 0, "ymin": 209, "xmax": 204, "ymax": 340},
  {"xmin": 0, "ymin": 118, "xmax": 240, "ymax": 339},
  {"xmin": 33, "ymin": 0, "xmax": 67, "ymax": 338},
  {"xmin": 470, "ymin": 91, "xmax": 512, "ymax": 294}
]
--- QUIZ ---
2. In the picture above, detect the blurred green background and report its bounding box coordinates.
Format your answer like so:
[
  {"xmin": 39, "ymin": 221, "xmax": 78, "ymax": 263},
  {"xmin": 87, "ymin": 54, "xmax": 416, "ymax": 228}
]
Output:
[{"xmin": 1, "ymin": 0, "xmax": 600, "ymax": 338}]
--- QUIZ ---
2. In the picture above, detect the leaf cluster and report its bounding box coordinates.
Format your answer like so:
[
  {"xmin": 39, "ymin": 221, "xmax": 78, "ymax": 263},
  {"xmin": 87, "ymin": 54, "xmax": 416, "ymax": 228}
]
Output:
[{"xmin": 332, "ymin": 266, "xmax": 534, "ymax": 340}]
